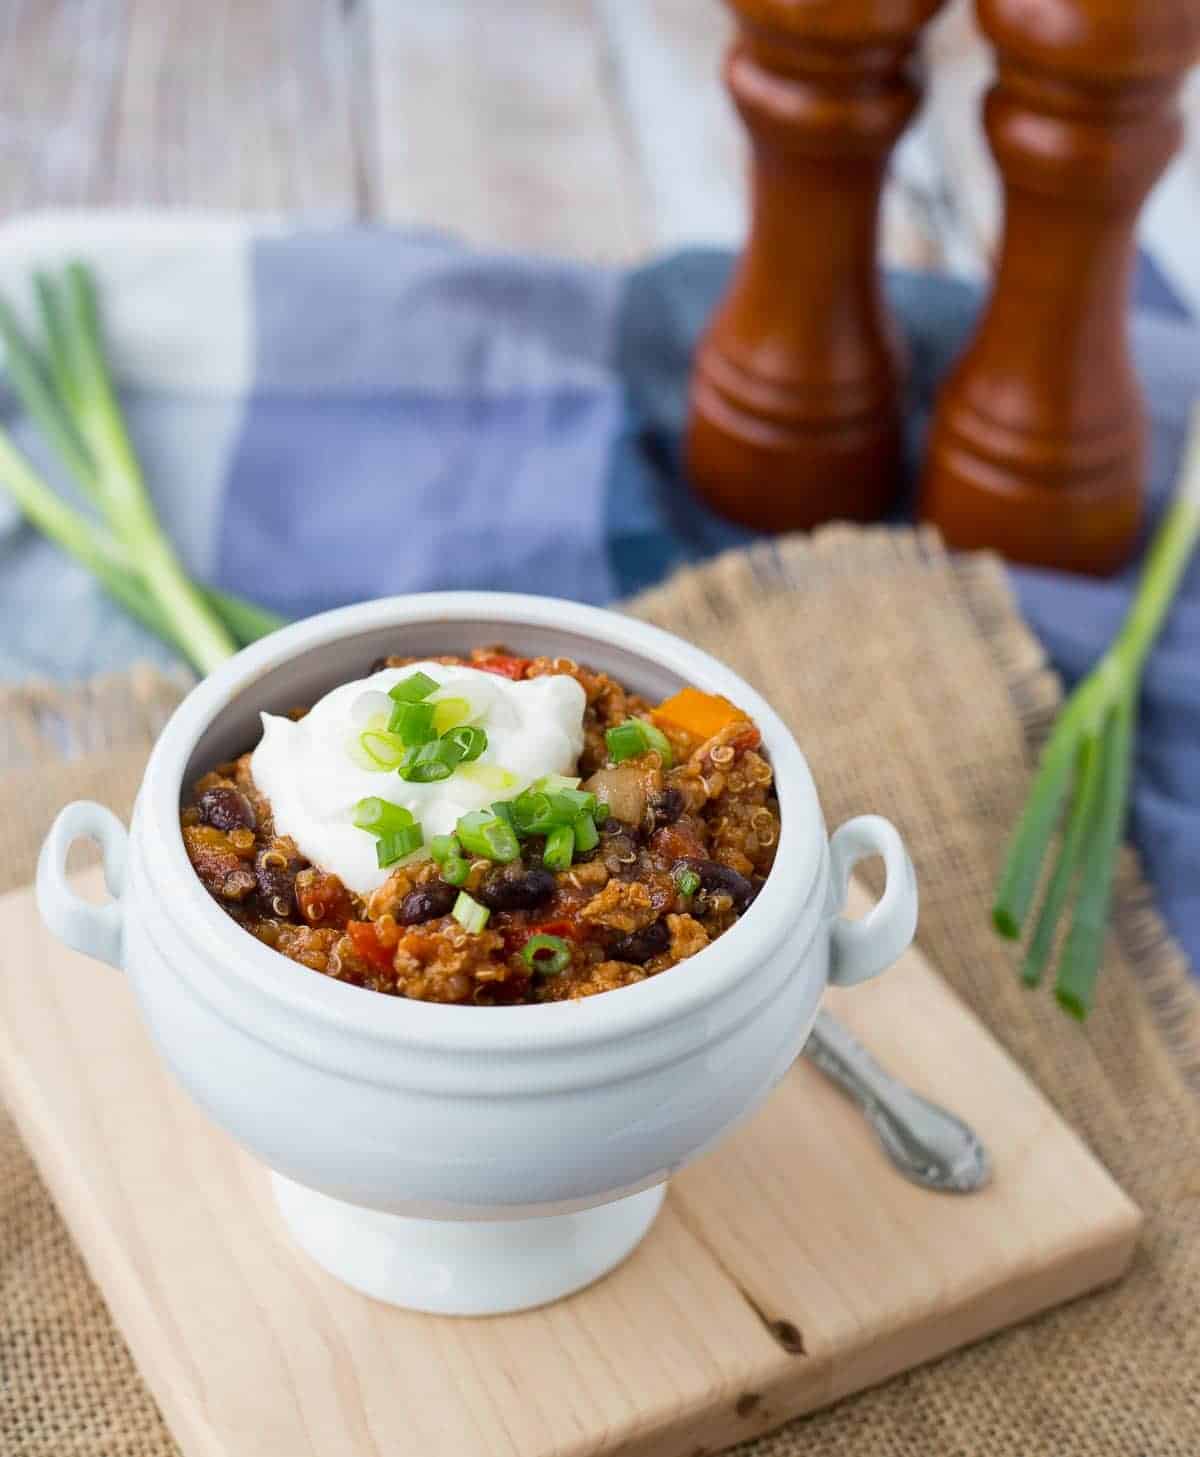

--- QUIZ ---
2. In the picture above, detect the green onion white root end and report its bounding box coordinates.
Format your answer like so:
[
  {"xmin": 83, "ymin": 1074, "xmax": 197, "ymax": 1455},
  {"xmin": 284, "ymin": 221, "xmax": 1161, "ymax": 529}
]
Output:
[{"xmin": 0, "ymin": 263, "xmax": 284, "ymax": 672}]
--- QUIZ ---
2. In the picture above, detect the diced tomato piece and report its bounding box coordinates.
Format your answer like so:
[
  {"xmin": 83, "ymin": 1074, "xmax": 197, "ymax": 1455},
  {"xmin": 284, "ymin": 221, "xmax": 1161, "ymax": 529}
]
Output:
[
  {"xmin": 528, "ymin": 919, "xmax": 578, "ymax": 941},
  {"xmin": 730, "ymin": 724, "xmax": 762, "ymax": 753},
  {"xmin": 346, "ymin": 921, "xmax": 395, "ymax": 974},
  {"xmin": 473, "ymin": 654, "xmax": 530, "ymax": 680},
  {"xmin": 295, "ymin": 869, "xmax": 355, "ymax": 928},
  {"xmin": 503, "ymin": 919, "xmax": 580, "ymax": 956}
]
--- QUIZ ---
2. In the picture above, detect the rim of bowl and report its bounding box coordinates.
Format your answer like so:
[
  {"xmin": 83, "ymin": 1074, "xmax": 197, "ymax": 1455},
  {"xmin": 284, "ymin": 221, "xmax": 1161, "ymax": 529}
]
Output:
[{"xmin": 137, "ymin": 592, "xmax": 824, "ymax": 1052}]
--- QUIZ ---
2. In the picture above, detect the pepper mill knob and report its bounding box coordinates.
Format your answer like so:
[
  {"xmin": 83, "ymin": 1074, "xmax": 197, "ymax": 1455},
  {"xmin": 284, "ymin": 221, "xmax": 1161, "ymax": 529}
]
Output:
[
  {"xmin": 920, "ymin": 0, "xmax": 1200, "ymax": 574},
  {"xmin": 686, "ymin": 0, "xmax": 945, "ymax": 531}
]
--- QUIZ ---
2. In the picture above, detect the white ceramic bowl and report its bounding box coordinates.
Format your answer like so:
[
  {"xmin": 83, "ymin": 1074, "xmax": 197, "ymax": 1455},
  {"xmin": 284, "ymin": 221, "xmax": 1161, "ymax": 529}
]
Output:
[{"xmin": 37, "ymin": 592, "xmax": 917, "ymax": 1315}]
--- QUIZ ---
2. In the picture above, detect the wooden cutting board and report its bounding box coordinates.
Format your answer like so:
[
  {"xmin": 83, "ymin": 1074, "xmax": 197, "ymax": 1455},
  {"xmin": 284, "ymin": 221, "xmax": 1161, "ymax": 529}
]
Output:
[{"xmin": 0, "ymin": 870, "xmax": 1140, "ymax": 1457}]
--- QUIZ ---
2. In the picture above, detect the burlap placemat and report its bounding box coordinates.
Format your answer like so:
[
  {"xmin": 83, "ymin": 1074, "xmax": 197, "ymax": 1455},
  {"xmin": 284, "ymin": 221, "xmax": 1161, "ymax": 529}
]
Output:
[{"xmin": 2, "ymin": 526, "xmax": 1198, "ymax": 1456}]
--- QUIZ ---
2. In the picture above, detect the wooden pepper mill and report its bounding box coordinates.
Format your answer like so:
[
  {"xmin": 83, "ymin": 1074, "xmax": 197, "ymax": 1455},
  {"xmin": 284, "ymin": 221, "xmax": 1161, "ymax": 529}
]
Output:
[
  {"xmin": 920, "ymin": 0, "xmax": 1200, "ymax": 574},
  {"xmin": 686, "ymin": 0, "xmax": 945, "ymax": 531}
]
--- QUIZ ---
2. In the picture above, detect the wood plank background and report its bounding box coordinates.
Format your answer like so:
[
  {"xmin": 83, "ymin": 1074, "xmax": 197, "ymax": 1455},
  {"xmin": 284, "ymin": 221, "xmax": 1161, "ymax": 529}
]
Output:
[{"xmin": 2, "ymin": 0, "xmax": 1196, "ymax": 297}]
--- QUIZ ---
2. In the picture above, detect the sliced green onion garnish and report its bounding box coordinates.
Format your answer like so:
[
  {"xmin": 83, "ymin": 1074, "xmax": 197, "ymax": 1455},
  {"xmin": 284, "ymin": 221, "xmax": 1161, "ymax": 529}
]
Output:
[
  {"xmin": 346, "ymin": 735, "xmax": 384, "ymax": 771},
  {"xmin": 457, "ymin": 762, "xmax": 519, "ymax": 791},
  {"xmin": 572, "ymin": 813, "xmax": 599, "ymax": 854},
  {"xmin": 593, "ymin": 802, "xmax": 610, "ymax": 824},
  {"xmin": 399, "ymin": 738, "xmax": 464, "ymax": 783},
  {"xmin": 442, "ymin": 855, "xmax": 470, "ymax": 887},
  {"xmin": 456, "ymin": 810, "xmax": 521, "ymax": 863},
  {"xmin": 531, "ymin": 773, "xmax": 582, "ymax": 793},
  {"xmin": 443, "ymin": 724, "xmax": 487, "ymax": 762},
  {"xmin": 509, "ymin": 788, "xmax": 593, "ymax": 836},
  {"xmin": 546, "ymin": 786, "xmax": 596, "ymax": 820},
  {"xmin": 639, "ymin": 721, "xmax": 673, "ymax": 768},
  {"xmin": 388, "ymin": 671, "xmax": 438, "ymax": 703},
  {"xmin": 432, "ymin": 696, "xmax": 472, "ymax": 733},
  {"xmin": 353, "ymin": 797, "xmax": 416, "ymax": 836},
  {"xmin": 511, "ymin": 791, "xmax": 556, "ymax": 836},
  {"xmin": 429, "ymin": 833, "xmax": 460, "ymax": 866},
  {"xmin": 675, "ymin": 867, "xmax": 701, "ymax": 898},
  {"xmin": 387, "ymin": 698, "xmax": 437, "ymax": 745},
  {"xmin": 543, "ymin": 824, "xmax": 575, "ymax": 872},
  {"xmin": 605, "ymin": 718, "xmax": 673, "ymax": 767},
  {"xmin": 490, "ymin": 799, "xmax": 516, "ymax": 831},
  {"xmin": 452, "ymin": 891, "xmax": 490, "ymax": 933},
  {"xmin": 606, "ymin": 720, "xmax": 649, "ymax": 764},
  {"xmin": 521, "ymin": 934, "xmax": 571, "ymax": 975},
  {"xmin": 377, "ymin": 823, "xmax": 424, "ymax": 866},
  {"xmin": 359, "ymin": 730, "xmax": 409, "ymax": 770}
]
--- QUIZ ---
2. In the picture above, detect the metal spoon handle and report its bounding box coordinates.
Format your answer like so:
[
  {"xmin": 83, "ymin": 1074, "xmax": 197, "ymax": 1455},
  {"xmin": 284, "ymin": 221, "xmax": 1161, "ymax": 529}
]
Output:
[{"xmin": 802, "ymin": 1008, "xmax": 991, "ymax": 1194}]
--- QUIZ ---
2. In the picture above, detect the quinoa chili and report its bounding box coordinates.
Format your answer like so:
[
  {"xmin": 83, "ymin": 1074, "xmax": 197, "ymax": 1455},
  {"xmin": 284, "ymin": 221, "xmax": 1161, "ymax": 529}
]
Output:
[{"xmin": 181, "ymin": 646, "xmax": 781, "ymax": 1005}]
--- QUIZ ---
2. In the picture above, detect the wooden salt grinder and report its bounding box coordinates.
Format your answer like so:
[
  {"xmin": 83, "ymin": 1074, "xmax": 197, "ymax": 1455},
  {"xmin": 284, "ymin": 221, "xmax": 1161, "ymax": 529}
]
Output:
[
  {"xmin": 685, "ymin": 0, "xmax": 945, "ymax": 531},
  {"xmin": 920, "ymin": 0, "xmax": 1200, "ymax": 574}
]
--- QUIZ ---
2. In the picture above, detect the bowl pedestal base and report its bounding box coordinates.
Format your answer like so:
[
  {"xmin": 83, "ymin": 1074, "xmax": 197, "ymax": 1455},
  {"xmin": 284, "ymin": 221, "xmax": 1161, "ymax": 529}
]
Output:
[{"xmin": 270, "ymin": 1173, "xmax": 667, "ymax": 1316}]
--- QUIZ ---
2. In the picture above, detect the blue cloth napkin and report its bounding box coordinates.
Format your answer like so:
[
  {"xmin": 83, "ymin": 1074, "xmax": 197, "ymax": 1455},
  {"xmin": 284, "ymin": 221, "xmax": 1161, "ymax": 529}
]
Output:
[{"xmin": 0, "ymin": 216, "xmax": 1196, "ymax": 971}]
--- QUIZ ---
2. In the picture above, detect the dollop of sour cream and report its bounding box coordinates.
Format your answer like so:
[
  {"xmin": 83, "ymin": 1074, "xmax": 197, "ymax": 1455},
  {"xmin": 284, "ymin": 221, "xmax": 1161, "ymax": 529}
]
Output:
[{"xmin": 250, "ymin": 663, "xmax": 586, "ymax": 895}]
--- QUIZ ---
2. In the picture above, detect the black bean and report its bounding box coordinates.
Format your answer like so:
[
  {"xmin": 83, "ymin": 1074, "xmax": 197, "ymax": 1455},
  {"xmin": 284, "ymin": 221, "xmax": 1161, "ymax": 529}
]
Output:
[
  {"xmin": 609, "ymin": 919, "xmax": 669, "ymax": 965},
  {"xmin": 674, "ymin": 857, "xmax": 757, "ymax": 912},
  {"xmin": 477, "ymin": 866, "xmax": 557, "ymax": 912},
  {"xmin": 255, "ymin": 847, "xmax": 303, "ymax": 916},
  {"xmin": 197, "ymin": 786, "xmax": 256, "ymax": 833},
  {"xmin": 397, "ymin": 881, "xmax": 459, "ymax": 925},
  {"xmin": 649, "ymin": 787, "xmax": 684, "ymax": 828}
]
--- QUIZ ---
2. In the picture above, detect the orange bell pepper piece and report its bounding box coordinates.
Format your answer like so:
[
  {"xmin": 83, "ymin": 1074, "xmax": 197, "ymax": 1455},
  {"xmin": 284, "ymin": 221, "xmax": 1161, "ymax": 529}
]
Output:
[{"xmin": 652, "ymin": 687, "xmax": 748, "ymax": 742}]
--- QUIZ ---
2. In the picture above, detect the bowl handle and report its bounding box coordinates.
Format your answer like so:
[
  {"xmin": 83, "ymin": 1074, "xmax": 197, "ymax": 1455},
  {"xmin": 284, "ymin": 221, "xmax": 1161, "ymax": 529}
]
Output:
[
  {"xmin": 827, "ymin": 815, "xmax": 918, "ymax": 988},
  {"xmin": 36, "ymin": 801, "xmax": 129, "ymax": 971}
]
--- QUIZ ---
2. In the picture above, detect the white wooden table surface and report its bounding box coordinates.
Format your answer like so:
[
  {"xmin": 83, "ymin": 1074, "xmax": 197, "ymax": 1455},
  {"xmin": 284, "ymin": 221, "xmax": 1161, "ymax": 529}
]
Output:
[{"xmin": 1, "ymin": 0, "xmax": 1197, "ymax": 303}]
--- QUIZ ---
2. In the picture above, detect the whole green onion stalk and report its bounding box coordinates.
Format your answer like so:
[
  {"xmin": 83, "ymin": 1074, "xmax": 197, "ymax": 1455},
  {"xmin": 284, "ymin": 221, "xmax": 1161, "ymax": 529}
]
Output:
[
  {"xmin": 0, "ymin": 263, "xmax": 285, "ymax": 672},
  {"xmin": 994, "ymin": 405, "xmax": 1200, "ymax": 1019}
]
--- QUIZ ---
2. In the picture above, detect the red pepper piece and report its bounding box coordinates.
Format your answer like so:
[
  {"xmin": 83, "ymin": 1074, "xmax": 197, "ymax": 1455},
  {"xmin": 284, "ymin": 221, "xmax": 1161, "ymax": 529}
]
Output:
[
  {"xmin": 473, "ymin": 654, "xmax": 530, "ymax": 680},
  {"xmin": 295, "ymin": 869, "xmax": 355, "ymax": 928},
  {"xmin": 730, "ymin": 724, "xmax": 762, "ymax": 753},
  {"xmin": 346, "ymin": 920, "xmax": 394, "ymax": 974},
  {"xmin": 503, "ymin": 919, "xmax": 580, "ymax": 956},
  {"xmin": 527, "ymin": 919, "xmax": 578, "ymax": 941}
]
